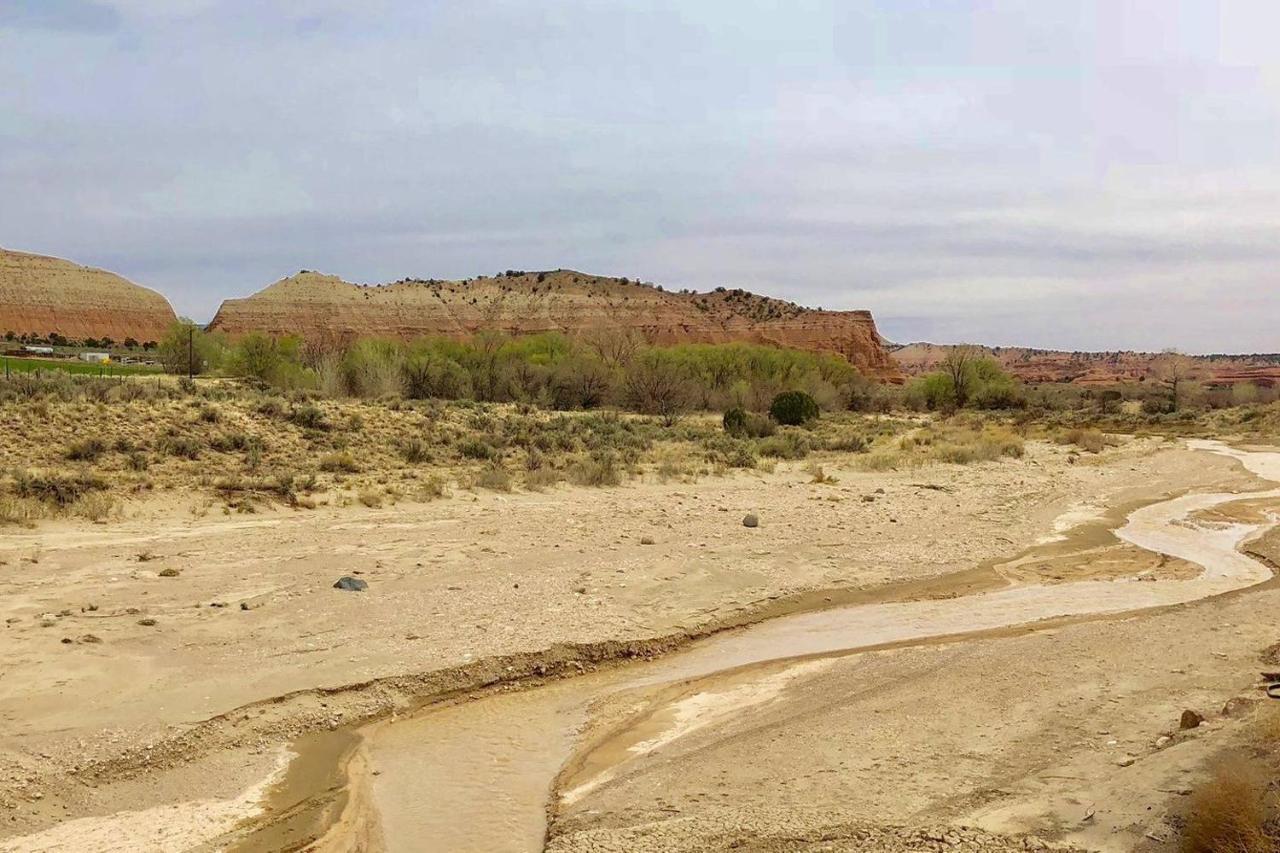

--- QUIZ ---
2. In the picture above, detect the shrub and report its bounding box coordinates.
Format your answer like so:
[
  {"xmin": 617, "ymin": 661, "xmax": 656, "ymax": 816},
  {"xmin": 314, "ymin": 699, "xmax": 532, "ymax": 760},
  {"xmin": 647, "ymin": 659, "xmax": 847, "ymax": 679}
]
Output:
[
  {"xmin": 210, "ymin": 432, "xmax": 251, "ymax": 452},
  {"xmin": 289, "ymin": 403, "xmax": 329, "ymax": 431},
  {"xmin": 125, "ymin": 451, "xmax": 150, "ymax": 471},
  {"xmin": 770, "ymin": 391, "xmax": 819, "ymax": 426},
  {"xmin": 458, "ymin": 438, "xmax": 497, "ymax": 461},
  {"xmin": 66, "ymin": 437, "xmax": 108, "ymax": 461},
  {"xmin": 474, "ymin": 464, "xmax": 513, "ymax": 492},
  {"xmin": 161, "ymin": 435, "xmax": 202, "ymax": 459},
  {"xmin": 569, "ymin": 450, "xmax": 622, "ymax": 486},
  {"xmin": 1061, "ymin": 428, "xmax": 1106, "ymax": 454},
  {"xmin": 398, "ymin": 436, "xmax": 431, "ymax": 464},
  {"xmin": 757, "ymin": 431, "xmax": 811, "ymax": 460},
  {"xmin": 319, "ymin": 451, "xmax": 360, "ymax": 473},
  {"xmin": 724, "ymin": 407, "xmax": 776, "ymax": 439},
  {"xmin": 829, "ymin": 433, "xmax": 869, "ymax": 453},
  {"xmin": 723, "ymin": 407, "xmax": 747, "ymax": 436},
  {"xmin": 14, "ymin": 471, "xmax": 107, "ymax": 506},
  {"xmin": 1181, "ymin": 764, "xmax": 1271, "ymax": 853}
]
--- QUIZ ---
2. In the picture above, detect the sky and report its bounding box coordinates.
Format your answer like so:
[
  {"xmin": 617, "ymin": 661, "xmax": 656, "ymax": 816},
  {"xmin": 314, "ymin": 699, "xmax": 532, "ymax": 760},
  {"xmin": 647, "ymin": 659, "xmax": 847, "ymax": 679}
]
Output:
[{"xmin": 3, "ymin": 0, "xmax": 1279, "ymax": 353}]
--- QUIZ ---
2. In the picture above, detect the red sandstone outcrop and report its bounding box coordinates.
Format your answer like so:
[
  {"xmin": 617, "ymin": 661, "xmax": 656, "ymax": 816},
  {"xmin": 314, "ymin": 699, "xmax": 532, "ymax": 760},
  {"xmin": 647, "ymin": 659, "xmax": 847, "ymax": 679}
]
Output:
[
  {"xmin": 0, "ymin": 248, "xmax": 177, "ymax": 344},
  {"xmin": 208, "ymin": 270, "xmax": 899, "ymax": 377},
  {"xmin": 891, "ymin": 342, "xmax": 1280, "ymax": 387}
]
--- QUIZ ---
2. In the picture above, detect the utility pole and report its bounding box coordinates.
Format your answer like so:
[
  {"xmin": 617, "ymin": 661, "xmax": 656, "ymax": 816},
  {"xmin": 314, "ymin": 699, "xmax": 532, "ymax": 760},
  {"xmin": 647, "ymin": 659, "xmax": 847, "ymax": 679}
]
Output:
[{"xmin": 188, "ymin": 326, "xmax": 194, "ymax": 380}]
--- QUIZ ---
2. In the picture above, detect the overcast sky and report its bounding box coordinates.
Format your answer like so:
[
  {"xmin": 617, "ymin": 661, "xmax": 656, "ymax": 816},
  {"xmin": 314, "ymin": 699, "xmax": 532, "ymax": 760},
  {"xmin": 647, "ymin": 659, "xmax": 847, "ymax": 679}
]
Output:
[{"xmin": 3, "ymin": 1, "xmax": 1279, "ymax": 352}]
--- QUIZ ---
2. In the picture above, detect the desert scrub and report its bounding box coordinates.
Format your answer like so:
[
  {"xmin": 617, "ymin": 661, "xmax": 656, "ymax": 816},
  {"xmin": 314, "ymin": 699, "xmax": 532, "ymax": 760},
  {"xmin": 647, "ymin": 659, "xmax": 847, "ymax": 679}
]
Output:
[
  {"xmin": 1181, "ymin": 762, "xmax": 1273, "ymax": 853},
  {"xmin": 757, "ymin": 430, "xmax": 812, "ymax": 460},
  {"xmin": 0, "ymin": 495, "xmax": 45, "ymax": 526},
  {"xmin": 569, "ymin": 450, "xmax": 622, "ymax": 486},
  {"xmin": 160, "ymin": 434, "xmax": 202, "ymax": 459},
  {"xmin": 702, "ymin": 435, "xmax": 758, "ymax": 469},
  {"xmin": 12, "ymin": 470, "xmax": 107, "ymax": 506},
  {"xmin": 472, "ymin": 464, "xmax": 513, "ymax": 492},
  {"xmin": 65, "ymin": 437, "xmax": 109, "ymax": 461},
  {"xmin": 458, "ymin": 438, "xmax": 498, "ymax": 461},
  {"xmin": 1057, "ymin": 427, "xmax": 1107, "ymax": 454},
  {"xmin": 319, "ymin": 451, "xmax": 360, "ymax": 473},
  {"xmin": 397, "ymin": 435, "xmax": 431, "ymax": 463},
  {"xmin": 723, "ymin": 407, "xmax": 775, "ymax": 439},
  {"xmin": 769, "ymin": 390, "xmax": 820, "ymax": 426},
  {"xmin": 827, "ymin": 432, "xmax": 869, "ymax": 453},
  {"xmin": 288, "ymin": 403, "xmax": 329, "ymax": 431}
]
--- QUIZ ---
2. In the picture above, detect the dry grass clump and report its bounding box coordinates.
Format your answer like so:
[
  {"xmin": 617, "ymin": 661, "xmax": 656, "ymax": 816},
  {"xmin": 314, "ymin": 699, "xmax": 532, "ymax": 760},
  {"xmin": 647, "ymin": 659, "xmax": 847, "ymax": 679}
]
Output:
[
  {"xmin": 1181, "ymin": 762, "xmax": 1274, "ymax": 853},
  {"xmin": 569, "ymin": 450, "xmax": 622, "ymax": 487},
  {"xmin": 1057, "ymin": 427, "xmax": 1108, "ymax": 454},
  {"xmin": 900, "ymin": 422, "xmax": 1024, "ymax": 465},
  {"xmin": 0, "ymin": 495, "xmax": 45, "ymax": 526},
  {"xmin": 472, "ymin": 464, "xmax": 513, "ymax": 492},
  {"xmin": 319, "ymin": 451, "xmax": 360, "ymax": 473}
]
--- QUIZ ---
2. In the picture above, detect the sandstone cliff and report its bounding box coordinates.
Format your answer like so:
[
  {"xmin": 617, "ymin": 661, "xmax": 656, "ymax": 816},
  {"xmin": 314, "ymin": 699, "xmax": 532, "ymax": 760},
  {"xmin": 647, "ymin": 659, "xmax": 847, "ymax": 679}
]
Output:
[
  {"xmin": 0, "ymin": 249, "xmax": 177, "ymax": 344},
  {"xmin": 208, "ymin": 270, "xmax": 898, "ymax": 377}
]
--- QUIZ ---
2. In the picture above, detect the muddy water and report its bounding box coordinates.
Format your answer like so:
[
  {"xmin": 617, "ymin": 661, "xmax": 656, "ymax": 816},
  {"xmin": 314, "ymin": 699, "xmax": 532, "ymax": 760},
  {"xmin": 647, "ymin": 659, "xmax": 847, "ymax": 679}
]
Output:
[{"xmin": 351, "ymin": 440, "xmax": 1280, "ymax": 853}]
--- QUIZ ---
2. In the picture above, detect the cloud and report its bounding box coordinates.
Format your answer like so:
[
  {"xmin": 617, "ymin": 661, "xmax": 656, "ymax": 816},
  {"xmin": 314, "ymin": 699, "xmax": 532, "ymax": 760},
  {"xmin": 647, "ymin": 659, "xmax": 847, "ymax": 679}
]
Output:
[
  {"xmin": 0, "ymin": 0, "xmax": 120, "ymax": 32},
  {"xmin": 2, "ymin": 0, "xmax": 1280, "ymax": 352}
]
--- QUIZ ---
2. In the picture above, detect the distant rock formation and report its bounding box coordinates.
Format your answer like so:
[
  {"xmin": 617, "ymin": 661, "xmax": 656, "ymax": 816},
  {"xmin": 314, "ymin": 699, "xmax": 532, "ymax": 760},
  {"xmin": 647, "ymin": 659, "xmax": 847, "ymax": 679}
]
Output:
[
  {"xmin": 0, "ymin": 248, "xmax": 177, "ymax": 344},
  {"xmin": 890, "ymin": 342, "xmax": 1280, "ymax": 387},
  {"xmin": 208, "ymin": 269, "xmax": 899, "ymax": 377}
]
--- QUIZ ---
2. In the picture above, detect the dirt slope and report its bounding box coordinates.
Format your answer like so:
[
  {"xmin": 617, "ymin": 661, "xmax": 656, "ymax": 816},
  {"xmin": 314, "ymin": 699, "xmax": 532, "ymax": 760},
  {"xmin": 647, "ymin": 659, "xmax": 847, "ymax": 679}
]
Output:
[
  {"xmin": 208, "ymin": 270, "xmax": 898, "ymax": 376},
  {"xmin": 0, "ymin": 248, "xmax": 177, "ymax": 344},
  {"xmin": 892, "ymin": 342, "xmax": 1280, "ymax": 387}
]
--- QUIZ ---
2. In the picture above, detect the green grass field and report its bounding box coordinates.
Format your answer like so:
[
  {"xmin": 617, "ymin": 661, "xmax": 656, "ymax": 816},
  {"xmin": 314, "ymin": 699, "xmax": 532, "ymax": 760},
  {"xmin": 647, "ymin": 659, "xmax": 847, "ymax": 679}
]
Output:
[{"xmin": 0, "ymin": 356, "xmax": 162, "ymax": 377}]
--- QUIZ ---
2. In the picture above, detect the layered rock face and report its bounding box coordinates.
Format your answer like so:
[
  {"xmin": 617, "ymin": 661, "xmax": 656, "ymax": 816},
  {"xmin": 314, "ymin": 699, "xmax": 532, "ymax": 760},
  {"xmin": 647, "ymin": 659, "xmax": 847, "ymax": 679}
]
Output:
[
  {"xmin": 0, "ymin": 249, "xmax": 177, "ymax": 344},
  {"xmin": 209, "ymin": 270, "xmax": 898, "ymax": 376},
  {"xmin": 891, "ymin": 343, "xmax": 1280, "ymax": 387}
]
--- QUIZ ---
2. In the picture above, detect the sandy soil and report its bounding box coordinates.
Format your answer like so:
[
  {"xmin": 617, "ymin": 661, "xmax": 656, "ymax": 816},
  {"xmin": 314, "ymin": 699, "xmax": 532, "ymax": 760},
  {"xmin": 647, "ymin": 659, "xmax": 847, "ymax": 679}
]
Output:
[{"xmin": 0, "ymin": 436, "xmax": 1267, "ymax": 849}]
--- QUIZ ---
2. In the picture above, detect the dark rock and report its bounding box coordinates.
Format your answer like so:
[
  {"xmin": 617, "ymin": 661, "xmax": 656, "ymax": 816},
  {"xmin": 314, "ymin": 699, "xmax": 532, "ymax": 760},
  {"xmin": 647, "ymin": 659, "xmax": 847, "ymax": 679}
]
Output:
[
  {"xmin": 742, "ymin": 513, "xmax": 759, "ymax": 528},
  {"xmin": 137, "ymin": 618, "xmax": 157, "ymax": 627},
  {"xmin": 158, "ymin": 568, "xmax": 180, "ymax": 578},
  {"xmin": 1180, "ymin": 709, "xmax": 1204, "ymax": 729},
  {"xmin": 333, "ymin": 576, "xmax": 368, "ymax": 592}
]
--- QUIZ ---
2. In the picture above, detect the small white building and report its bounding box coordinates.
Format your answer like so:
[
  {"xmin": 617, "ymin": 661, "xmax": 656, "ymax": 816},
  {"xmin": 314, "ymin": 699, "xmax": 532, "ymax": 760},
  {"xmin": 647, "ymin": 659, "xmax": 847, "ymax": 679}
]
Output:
[{"xmin": 79, "ymin": 352, "xmax": 110, "ymax": 364}]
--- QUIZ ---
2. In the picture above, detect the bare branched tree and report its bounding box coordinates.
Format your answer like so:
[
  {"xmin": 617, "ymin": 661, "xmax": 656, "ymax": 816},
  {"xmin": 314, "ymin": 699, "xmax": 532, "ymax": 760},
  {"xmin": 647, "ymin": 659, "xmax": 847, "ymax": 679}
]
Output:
[
  {"xmin": 1151, "ymin": 350, "xmax": 1199, "ymax": 412},
  {"xmin": 941, "ymin": 345, "xmax": 978, "ymax": 409}
]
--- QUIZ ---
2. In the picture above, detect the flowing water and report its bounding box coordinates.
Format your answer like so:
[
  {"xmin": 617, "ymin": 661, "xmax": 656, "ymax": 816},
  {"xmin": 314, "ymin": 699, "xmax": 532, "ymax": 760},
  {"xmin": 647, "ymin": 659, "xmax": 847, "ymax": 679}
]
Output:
[{"xmin": 357, "ymin": 439, "xmax": 1280, "ymax": 853}]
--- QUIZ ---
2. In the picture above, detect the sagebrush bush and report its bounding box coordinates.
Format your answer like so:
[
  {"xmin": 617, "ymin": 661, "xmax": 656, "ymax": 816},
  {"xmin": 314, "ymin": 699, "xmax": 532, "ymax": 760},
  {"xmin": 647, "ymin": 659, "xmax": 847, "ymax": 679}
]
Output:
[
  {"xmin": 770, "ymin": 391, "xmax": 820, "ymax": 426},
  {"xmin": 288, "ymin": 403, "xmax": 329, "ymax": 431},
  {"xmin": 66, "ymin": 437, "xmax": 108, "ymax": 462},
  {"xmin": 14, "ymin": 471, "xmax": 107, "ymax": 506}
]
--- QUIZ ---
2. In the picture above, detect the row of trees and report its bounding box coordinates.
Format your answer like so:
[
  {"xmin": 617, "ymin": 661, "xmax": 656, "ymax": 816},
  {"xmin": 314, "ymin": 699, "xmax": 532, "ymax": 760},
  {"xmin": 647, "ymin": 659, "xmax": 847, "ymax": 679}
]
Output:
[
  {"xmin": 907, "ymin": 346, "xmax": 1215, "ymax": 414},
  {"xmin": 156, "ymin": 322, "xmax": 873, "ymax": 419},
  {"xmin": 3, "ymin": 330, "xmax": 156, "ymax": 350}
]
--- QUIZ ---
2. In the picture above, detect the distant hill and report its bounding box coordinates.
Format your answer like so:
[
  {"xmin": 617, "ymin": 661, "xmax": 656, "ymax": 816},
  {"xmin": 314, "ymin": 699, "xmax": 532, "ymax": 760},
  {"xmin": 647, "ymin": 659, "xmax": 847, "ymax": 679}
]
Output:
[
  {"xmin": 890, "ymin": 342, "xmax": 1280, "ymax": 387},
  {"xmin": 208, "ymin": 269, "xmax": 899, "ymax": 377},
  {"xmin": 0, "ymin": 248, "xmax": 177, "ymax": 345}
]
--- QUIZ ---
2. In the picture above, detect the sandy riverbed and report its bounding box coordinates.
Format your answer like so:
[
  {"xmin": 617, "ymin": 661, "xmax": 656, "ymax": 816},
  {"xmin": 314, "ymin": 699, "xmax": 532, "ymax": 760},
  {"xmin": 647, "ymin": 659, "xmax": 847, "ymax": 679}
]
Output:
[{"xmin": 0, "ymin": 436, "xmax": 1271, "ymax": 850}]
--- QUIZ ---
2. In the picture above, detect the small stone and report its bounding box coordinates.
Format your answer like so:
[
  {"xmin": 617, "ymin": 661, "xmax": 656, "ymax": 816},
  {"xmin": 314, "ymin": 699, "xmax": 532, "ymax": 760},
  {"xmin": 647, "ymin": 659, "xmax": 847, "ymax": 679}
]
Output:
[
  {"xmin": 158, "ymin": 568, "xmax": 180, "ymax": 578},
  {"xmin": 1117, "ymin": 756, "xmax": 1136, "ymax": 767},
  {"xmin": 1155, "ymin": 736, "xmax": 1171, "ymax": 748},
  {"xmin": 640, "ymin": 537, "xmax": 655, "ymax": 545},
  {"xmin": 1180, "ymin": 709, "xmax": 1205, "ymax": 729},
  {"xmin": 78, "ymin": 634, "xmax": 102, "ymax": 644},
  {"xmin": 240, "ymin": 602, "xmax": 251, "ymax": 611},
  {"xmin": 137, "ymin": 618, "xmax": 157, "ymax": 627},
  {"xmin": 333, "ymin": 577, "xmax": 368, "ymax": 592},
  {"xmin": 742, "ymin": 513, "xmax": 759, "ymax": 528}
]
